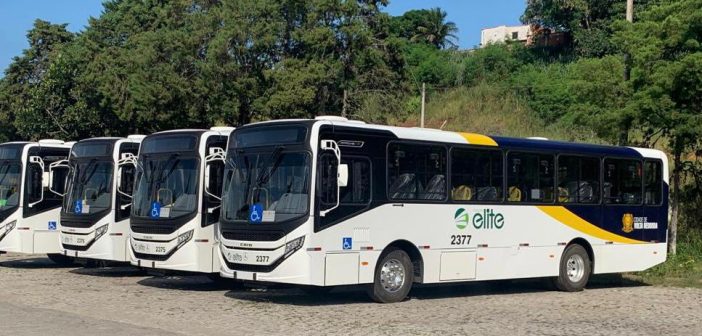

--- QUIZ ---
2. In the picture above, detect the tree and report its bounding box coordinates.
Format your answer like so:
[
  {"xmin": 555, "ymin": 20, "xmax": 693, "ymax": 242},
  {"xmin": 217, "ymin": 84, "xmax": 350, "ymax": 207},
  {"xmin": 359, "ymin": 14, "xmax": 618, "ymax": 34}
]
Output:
[
  {"xmin": 613, "ymin": 0, "xmax": 702, "ymax": 254},
  {"xmin": 410, "ymin": 8, "xmax": 458, "ymax": 49},
  {"xmin": 390, "ymin": 8, "xmax": 458, "ymax": 49},
  {"xmin": 0, "ymin": 20, "xmax": 74, "ymax": 141},
  {"xmin": 521, "ymin": 0, "xmax": 654, "ymax": 57}
]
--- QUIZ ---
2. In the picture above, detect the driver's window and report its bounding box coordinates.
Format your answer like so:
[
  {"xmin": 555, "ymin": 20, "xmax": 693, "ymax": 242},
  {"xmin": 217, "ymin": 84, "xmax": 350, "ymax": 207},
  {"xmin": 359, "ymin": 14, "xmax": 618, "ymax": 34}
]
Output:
[
  {"xmin": 25, "ymin": 163, "xmax": 43, "ymax": 204},
  {"xmin": 318, "ymin": 153, "xmax": 338, "ymax": 209},
  {"xmin": 206, "ymin": 161, "xmax": 225, "ymax": 198}
]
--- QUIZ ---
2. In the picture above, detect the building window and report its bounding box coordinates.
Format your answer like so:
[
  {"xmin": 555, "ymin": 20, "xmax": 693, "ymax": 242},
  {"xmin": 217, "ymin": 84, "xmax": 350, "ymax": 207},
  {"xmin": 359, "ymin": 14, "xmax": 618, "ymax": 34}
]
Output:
[
  {"xmin": 388, "ymin": 143, "xmax": 447, "ymax": 201},
  {"xmin": 451, "ymin": 148, "xmax": 503, "ymax": 202},
  {"xmin": 507, "ymin": 152, "xmax": 555, "ymax": 203},
  {"xmin": 604, "ymin": 159, "xmax": 642, "ymax": 205},
  {"xmin": 512, "ymin": 31, "xmax": 519, "ymax": 40}
]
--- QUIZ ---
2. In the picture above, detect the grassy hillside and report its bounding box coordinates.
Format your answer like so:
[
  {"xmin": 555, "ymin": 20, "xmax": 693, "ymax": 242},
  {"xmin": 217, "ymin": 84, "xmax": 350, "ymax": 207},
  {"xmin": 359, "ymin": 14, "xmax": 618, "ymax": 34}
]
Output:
[{"xmin": 391, "ymin": 83, "xmax": 602, "ymax": 144}]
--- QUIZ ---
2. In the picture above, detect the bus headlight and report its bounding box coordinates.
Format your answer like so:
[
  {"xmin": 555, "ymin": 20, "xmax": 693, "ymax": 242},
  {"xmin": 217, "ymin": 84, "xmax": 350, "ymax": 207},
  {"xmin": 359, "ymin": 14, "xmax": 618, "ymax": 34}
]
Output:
[
  {"xmin": 94, "ymin": 224, "xmax": 109, "ymax": 241},
  {"xmin": 4, "ymin": 220, "xmax": 16, "ymax": 233},
  {"xmin": 177, "ymin": 230, "xmax": 194, "ymax": 249},
  {"xmin": 284, "ymin": 236, "xmax": 305, "ymax": 258}
]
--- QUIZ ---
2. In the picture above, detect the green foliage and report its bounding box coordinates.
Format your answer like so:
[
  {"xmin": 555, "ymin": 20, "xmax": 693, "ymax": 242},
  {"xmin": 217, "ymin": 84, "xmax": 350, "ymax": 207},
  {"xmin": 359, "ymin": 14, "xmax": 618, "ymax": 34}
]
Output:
[
  {"xmin": 463, "ymin": 44, "xmax": 526, "ymax": 85},
  {"xmin": 522, "ymin": 0, "xmax": 654, "ymax": 57},
  {"xmin": 390, "ymin": 7, "xmax": 458, "ymax": 49},
  {"xmin": 513, "ymin": 55, "xmax": 630, "ymax": 143},
  {"xmin": 403, "ymin": 43, "xmax": 462, "ymax": 87},
  {"xmin": 0, "ymin": 20, "xmax": 74, "ymax": 140}
]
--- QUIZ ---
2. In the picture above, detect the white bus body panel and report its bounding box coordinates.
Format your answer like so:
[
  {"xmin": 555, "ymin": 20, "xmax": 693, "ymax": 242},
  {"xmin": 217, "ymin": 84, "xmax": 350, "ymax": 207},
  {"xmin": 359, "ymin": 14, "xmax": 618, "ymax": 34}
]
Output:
[
  {"xmin": 0, "ymin": 208, "xmax": 62, "ymax": 254},
  {"xmin": 60, "ymin": 213, "xmax": 130, "ymax": 261}
]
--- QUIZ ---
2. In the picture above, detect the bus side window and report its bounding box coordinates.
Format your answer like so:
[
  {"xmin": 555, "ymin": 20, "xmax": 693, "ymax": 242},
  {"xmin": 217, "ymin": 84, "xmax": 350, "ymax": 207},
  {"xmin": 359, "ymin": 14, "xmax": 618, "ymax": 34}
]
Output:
[
  {"xmin": 507, "ymin": 152, "xmax": 555, "ymax": 203},
  {"xmin": 451, "ymin": 148, "xmax": 503, "ymax": 202},
  {"xmin": 339, "ymin": 157, "xmax": 371, "ymax": 204},
  {"xmin": 604, "ymin": 159, "xmax": 642, "ymax": 205},
  {"xmin": 644, "ymin": 161, "xmax": 662, "ymax": 205},
  {"xmin": 557, "ymin": 156, "xmax": 600, "ymax": 204},
  {"xmin": 388, "ymin": 143, "xmax": 446, "ymax": 201}
]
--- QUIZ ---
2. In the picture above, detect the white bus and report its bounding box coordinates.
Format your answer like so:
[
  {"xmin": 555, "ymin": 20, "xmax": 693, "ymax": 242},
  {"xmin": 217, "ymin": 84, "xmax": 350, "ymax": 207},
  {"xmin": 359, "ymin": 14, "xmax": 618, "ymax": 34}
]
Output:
[
  {"xmin": 0, "ymin": 140, "xmax": 74, "ymax": 264},
  {"xmin": 55, "ymin": 136, "xmax": 143, "ymax": 264},
  {"xmin": 218, "ymin": 117, "xmax": 669, "ymax": 303},
  {"xmin": 129, "ymin": 127, "xmax": 232, "ymax": 274}
]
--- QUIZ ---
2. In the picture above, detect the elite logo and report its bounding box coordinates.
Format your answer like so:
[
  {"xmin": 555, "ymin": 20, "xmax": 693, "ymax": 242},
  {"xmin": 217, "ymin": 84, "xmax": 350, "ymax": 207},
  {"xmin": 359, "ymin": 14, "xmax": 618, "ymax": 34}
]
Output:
[
  {"xmin": 454, "ymin": 208, "xmax": 470, "ymax": 229},
  {"xmin": 454, "ymin": 208, "xmax": 505, "ymax": 230}
]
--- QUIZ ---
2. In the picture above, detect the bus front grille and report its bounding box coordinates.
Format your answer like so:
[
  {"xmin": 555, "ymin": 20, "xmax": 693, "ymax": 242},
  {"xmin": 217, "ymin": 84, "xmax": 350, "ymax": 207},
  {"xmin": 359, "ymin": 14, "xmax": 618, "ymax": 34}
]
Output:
[{"xmin": 221, "ymin": 230, "xmax": 285, "ymax": 242}]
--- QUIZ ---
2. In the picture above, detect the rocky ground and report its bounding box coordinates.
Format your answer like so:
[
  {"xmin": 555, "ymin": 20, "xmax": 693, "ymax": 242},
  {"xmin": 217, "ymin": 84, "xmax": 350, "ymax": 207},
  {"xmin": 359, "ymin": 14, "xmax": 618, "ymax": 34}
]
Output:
[{"xmin": 1, "ymin": 253, "xmax": 701, "ymax": 336}]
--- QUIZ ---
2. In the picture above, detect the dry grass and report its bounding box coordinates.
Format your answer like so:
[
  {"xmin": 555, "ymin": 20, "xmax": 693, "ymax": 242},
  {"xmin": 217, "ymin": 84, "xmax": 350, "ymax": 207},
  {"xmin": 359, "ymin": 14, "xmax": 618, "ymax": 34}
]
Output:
[{"xmin": 391, "ymin": 83, "xmax": 602, "ymax": 144}]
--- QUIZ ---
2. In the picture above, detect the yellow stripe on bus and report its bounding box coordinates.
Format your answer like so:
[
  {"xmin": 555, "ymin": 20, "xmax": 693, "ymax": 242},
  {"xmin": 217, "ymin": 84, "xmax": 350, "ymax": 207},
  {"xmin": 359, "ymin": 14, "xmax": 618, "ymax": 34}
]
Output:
[
  {"xmin": 537, "ymin": 206, "xmax": 645, "ymax": 244},
  {"xmin": 457, "ymin": 132, "xmax": 498, "ymax": 147}
]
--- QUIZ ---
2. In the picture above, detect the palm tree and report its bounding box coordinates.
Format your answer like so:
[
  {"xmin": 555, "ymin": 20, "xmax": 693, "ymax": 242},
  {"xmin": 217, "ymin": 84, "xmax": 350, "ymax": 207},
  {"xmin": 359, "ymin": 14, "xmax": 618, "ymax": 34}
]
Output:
[{"xmin": 411, "ymin": 8, "xmax": 459, "ymax": 49}]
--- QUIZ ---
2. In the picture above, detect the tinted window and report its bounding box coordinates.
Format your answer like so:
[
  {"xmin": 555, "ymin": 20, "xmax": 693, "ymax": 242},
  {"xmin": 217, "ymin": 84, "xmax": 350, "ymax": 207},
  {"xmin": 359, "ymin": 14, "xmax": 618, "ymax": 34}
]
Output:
[
  {"xmin": 388, "ymin": 143, "xmax": 447, "ymax": 201},
  {"xmin": 0, "ymin": 145, "xmax": 22, "ymax": 160},
  {"xmin": 507, "ymin": 152, "xmax": 555, "ymax": 203},
  {"xmin": 451, "ymin": 148, "xmax": 503, "ymax": 202},
  {"xmin": 604, "ymin": 159, "xmax": 642, "ymax": 204},
  {"xmin": 141, "ymin": 135, "xmax": 198, "ymax": 154},
  {"xmin": 557, "ymin": 156, "xmax": 600, "ymax": 204},
  {"xmin": 71, "ymin": 142, "xmax": 113, "ymax": 158},
  {"xmin": 233, "ymin": 126, "xmax": 307, "ymax": 148},
  {"xmin": 340, "ymin": 157, "xmax": 371, "ymax": 204},
  {"xmin": 644, "ymin": 160, "xmax": 663, "ymax": 205}
]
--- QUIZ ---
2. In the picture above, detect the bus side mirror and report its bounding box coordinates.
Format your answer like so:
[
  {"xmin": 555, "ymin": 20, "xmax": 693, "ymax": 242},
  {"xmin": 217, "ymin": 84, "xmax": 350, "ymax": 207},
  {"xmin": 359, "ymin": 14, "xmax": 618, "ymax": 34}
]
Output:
[
  {"xmin": 204, "ymin": 147, "xmax": 225, "ymax": 202},
  {"xmin": 319, "ymin": 140, "xmax": 343, "ymax": 217},
  {"xmin": 116, "ymin": 153, "xmax": 137, "ymax": 201},
  {"xmin": 338, "ymin": 164, "xmax": 348, "ymax": 187},
  {"xmin": 48, "ymin": 160, "xmax": 70, "ymax": 197},
  {"xmin": 27, "ymin": 156, "xmax": 46, "ymax": 208}
]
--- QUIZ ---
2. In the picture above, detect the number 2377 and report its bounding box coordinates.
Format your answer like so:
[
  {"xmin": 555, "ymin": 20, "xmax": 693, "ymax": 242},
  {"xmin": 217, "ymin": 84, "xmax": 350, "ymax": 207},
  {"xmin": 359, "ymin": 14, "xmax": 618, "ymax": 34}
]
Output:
[{"xmin": 450, "ymin": 235, "xmax": 472, "ymax": 245}]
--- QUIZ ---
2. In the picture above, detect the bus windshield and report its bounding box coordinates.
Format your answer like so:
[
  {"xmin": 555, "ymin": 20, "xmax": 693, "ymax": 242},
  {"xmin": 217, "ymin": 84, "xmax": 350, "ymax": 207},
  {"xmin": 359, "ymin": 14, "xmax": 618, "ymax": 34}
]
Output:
[
  {"xmin": 132, "ymin": 154, "xmax": 199, "ymax": 220},
  {"xmin": 221, "ymin": 149, "xmax": 311, "ymax": 223},
  {"xmin": 63, "ymin": 159, "xmax": 114, "ymax": 215},
  {"xmin": 0, "ymin": 161, "xmax": 22, "ymax": 212}
]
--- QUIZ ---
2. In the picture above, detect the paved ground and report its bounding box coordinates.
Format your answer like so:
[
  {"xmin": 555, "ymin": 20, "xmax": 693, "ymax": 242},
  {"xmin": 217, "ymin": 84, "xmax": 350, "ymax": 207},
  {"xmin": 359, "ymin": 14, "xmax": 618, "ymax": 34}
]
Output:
[{"xmin": 1, "ymin": 253, "xmax": 701, "ymax": 336}]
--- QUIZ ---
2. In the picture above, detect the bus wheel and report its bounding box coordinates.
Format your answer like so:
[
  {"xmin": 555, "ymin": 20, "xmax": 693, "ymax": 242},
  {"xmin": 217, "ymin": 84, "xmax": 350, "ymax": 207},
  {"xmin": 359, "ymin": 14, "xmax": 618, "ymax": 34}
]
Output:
[
  {"xmin": 46, "ymin": 254, "xmax": 74, "ymax": 266},
  {"xmin": 368, "ymin": 248, "xmax": 413, "ymax": 303},
  {"xmin": 554, "ymin": 244, "xmax": 591, "ymax": 292}
]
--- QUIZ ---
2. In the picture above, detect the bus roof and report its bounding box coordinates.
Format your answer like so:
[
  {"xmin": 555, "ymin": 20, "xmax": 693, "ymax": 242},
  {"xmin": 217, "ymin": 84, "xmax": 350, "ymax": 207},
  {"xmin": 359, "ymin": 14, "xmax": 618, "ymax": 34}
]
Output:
[{"xmin": 241, "ymin": 118, "xmax": 667, "ymax": 160}]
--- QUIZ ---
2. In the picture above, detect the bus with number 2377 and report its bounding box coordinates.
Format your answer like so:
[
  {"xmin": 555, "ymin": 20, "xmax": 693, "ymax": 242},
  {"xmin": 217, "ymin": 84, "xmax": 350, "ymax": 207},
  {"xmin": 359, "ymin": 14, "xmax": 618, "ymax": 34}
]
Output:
[{"xmin": 218, "ymin": 116, "xmax": 668, "ymax": 303}]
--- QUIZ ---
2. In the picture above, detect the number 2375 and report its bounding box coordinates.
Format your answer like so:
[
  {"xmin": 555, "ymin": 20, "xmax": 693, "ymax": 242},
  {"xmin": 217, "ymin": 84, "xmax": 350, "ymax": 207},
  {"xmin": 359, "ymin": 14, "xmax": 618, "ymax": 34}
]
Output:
[{"xmin": 450, "ymin": 235, "xmax": 472, "ymax": 245}]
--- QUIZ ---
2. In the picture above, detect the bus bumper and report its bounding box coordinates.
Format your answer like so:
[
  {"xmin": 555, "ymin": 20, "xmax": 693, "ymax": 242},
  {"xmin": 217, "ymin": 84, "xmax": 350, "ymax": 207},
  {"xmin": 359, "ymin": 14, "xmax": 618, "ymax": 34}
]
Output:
[{"xmin": 128, "ymin": 231, "xmax": 218, "ymax": 273}]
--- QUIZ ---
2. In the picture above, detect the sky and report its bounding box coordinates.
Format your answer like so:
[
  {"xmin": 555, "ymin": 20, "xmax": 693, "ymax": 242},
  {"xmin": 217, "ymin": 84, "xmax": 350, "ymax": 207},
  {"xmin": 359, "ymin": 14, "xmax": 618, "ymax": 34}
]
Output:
[{"xmin": 0, "ymin": 0, "xmax": 527, "ymax": 74}]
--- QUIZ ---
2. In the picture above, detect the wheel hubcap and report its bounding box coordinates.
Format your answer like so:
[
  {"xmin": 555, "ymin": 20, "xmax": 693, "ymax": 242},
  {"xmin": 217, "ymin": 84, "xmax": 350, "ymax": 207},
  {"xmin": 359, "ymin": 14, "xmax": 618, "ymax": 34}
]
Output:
[
  {"xmin": 566, "ymin": 254, "xmax": 585, "ymax": 283},
  {"xmin": 380, "ymin": 259, "xmax": 406, "ymax": 293}
]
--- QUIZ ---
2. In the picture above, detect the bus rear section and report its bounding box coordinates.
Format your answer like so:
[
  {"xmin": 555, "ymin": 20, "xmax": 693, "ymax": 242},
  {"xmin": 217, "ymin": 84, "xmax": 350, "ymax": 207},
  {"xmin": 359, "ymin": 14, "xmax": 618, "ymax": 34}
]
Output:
[
  {"xmin": 128, "ymin": 127, "xmax": 232, "ymax": 274},
  {"xmin": 219, "ymin": 118, "xmax": 669, "ymax": 303},
  {"xmin": 0, "ymin": 140, "xmax": 73, "ymax": 264},
  {"xmin": 58, "ymin": 136, "xmax": 143, "ymax": 263}
]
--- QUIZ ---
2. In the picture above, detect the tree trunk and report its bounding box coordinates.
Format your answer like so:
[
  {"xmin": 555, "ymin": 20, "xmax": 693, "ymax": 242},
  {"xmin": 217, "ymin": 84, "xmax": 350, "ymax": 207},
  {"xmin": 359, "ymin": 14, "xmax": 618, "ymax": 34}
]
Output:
[
  {"xmin": 669, "ymin": 150, "xmax": 681, "ymax": 255},
  {"xmin": 237, "ymin": 100, "xmax": 251, "ymax": 126}
]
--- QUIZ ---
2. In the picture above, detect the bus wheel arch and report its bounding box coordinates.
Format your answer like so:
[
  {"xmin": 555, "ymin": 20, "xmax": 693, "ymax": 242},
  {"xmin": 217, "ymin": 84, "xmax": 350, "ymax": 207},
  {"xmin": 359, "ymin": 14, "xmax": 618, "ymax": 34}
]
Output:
[{"xmin": 383, "ymin": 240, "xmax": 424, "ymax": 283}]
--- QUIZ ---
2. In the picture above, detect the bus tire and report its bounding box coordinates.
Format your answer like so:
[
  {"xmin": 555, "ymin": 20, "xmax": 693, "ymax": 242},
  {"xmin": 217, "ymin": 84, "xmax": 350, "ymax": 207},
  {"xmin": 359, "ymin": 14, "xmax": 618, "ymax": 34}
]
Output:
[
  {"xmin": 46, "ymin": 254, "xmax": 74, "ymax": 266},
  {"xmin": 368, "ymin": 248, "xmax": 413, "ymax": 303},
  {"xmin": 554, "ymin": 244, "xmax": 591, "ymax": 292}
]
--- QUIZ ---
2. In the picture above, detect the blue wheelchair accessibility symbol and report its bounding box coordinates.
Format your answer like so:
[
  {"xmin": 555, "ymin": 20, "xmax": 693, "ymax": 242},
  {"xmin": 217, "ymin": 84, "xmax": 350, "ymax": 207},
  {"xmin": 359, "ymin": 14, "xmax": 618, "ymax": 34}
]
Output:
[
  {"xmin": 249, "ymin": 204, "xmax": 263, "ymax": 223},
  {"xmin": 150, "ymin": 202, "xmax": 161, "ymax": 218},
  {"xmin": 342, "ymin": 237, "xmax": 352, "ymax": 250},
  {"xmin": 74, "ymin": 200, "xmax": 83, "ymax": 214},
  {"xmin": 48, "ymin": 221, "xmax": 57, "ymax": 231}
]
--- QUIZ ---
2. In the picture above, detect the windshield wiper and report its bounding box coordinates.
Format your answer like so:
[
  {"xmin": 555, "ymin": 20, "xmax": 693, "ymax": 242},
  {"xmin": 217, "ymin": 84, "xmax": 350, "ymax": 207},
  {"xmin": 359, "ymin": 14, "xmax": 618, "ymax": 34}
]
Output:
[
  {"xmin": 78, "ymin": 159, "xmax": 99, "ymax": 184},
  {"xmin": 256, "ymin": 146, "xmax": 285, "ymax": 187}
]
